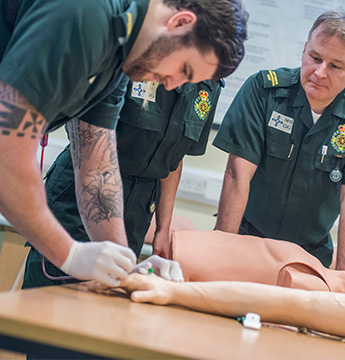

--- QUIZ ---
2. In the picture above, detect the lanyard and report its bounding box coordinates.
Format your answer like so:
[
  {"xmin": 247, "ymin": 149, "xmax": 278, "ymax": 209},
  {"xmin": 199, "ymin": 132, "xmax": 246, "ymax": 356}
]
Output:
[
  {"xmin": 39, "ymin": 134, "xmax": 74, "ymax": 281},
  {"xmin": 330, "ymin": 154, "xmax": 345, "ymax": 183}
]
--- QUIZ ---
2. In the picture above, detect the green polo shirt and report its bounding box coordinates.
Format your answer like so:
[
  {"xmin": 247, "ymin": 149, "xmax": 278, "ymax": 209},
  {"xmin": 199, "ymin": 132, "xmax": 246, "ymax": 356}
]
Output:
[
  {"xmin": 213, "ymin": 67, "xmax": 345, "ymax": 253},
  {"xmin": 117, "ymin": 80, "xmax": 222, "ymax": 179},
  {"xmin": 0, "ymin": 0, "xmax": 149, "ymax": 132}
]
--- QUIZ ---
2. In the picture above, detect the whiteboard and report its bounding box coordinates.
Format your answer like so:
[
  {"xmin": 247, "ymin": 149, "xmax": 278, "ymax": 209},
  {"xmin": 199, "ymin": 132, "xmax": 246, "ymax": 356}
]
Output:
[{"xmin": 213, "ymin": 0, "xmax": 345, "ymax": 125}]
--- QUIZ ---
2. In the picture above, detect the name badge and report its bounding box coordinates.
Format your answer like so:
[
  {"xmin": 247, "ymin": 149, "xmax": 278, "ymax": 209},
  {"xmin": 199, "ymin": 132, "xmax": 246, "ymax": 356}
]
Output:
[
  {"xmin": 268, "ymin": 111, "xmax": 294, "ymax": 134},
  {"xmin": 131, "ymin": 82, "xmax": 156, "ymax": 102}
]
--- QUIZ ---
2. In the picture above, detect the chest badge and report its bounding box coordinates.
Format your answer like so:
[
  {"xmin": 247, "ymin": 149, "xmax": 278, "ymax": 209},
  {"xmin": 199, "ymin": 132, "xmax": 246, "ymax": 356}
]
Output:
[
  {"xmin": 194, "ymin": 90, "xmax": 211, "ymax": 120},
  {"xmin": 331, "ymin": 125, "xmax": 345, "ymax": 154},
  {"xmin": 131, "ymin": 82, "xmax": 156, "ymax": 102},
  {"xmin": 268, "ymin": 111, "xmax": 294, "ymax": 134}
]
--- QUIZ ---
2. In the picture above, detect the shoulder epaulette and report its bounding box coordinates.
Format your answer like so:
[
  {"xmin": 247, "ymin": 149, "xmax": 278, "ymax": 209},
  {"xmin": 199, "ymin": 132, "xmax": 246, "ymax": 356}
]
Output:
[
  {"xmin": 113, "ymin": 1, "xmax": 138, "ymax": 45},
  {"xmin": 260, "ymin": 68, "xmax": 299, "ymax": 88}
]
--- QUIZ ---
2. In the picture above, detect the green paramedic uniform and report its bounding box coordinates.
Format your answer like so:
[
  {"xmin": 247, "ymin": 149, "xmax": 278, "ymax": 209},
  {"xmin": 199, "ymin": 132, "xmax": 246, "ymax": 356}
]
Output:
[
  {"xmin": 213, "ymin": 67, "xmax": 345, "ymax": 268},
  {"xmin": 22, "ymin": 80, "xmax": 223, "ymax": 288},
  {"xmin": 0, "ymin": 0, "xmax": 149, "ymax": 132}
]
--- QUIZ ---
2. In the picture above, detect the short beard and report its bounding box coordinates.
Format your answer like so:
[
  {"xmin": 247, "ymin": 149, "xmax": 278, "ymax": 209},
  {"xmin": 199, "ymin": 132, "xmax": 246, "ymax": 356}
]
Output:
[{"xmin": 123, "ymin": 34, "xmax": 193, "ymax": 81}]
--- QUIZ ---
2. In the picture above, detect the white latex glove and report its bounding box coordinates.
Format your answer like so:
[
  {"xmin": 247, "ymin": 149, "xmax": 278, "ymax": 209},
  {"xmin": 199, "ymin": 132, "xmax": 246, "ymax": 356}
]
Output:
[
  {"xmin": 60, "ymin": 241, "xmax": 137, "ymax": 287},
  {"xmin": 132, "ymin": 255, "xmax": 184, "ymax": 282}
]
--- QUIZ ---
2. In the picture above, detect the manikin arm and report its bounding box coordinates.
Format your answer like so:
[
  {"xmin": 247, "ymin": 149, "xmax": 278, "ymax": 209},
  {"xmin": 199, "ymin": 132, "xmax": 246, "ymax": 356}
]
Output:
[
  {"xmin": 153, "ymin": 161, "xmax": 182, "ymax": 258},
  {"xmin": 121, "ymin": 273, "xmax": 345, "ymax": 337},
  {"xmin": 216, "ymin": 154, "xmax": 257, "ymax": 233}
]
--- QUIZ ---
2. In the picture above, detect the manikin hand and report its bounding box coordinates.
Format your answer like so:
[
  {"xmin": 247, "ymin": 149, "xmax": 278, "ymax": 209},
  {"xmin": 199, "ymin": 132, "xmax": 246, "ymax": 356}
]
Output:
[
  {"xmin": 132, "ymin": 255, "xmax": 184, "ymax": 282},
  {"xmin": 87, "ymin": 255, "xmax": 184, "ymax": 293},
  {"xmin": 60, "ymin": 240, "xmax": 137, "ymax": 287},
  {"xmin": 121, "ymin": 273, "xmax": 174, "ymax": 305}
]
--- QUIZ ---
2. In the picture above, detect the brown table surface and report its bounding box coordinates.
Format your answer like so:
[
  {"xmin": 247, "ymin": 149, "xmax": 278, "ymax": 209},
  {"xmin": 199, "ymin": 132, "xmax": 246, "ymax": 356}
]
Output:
[{"xmin": 0, "ymin": 283, "xmax": 344, "ymax": 359}]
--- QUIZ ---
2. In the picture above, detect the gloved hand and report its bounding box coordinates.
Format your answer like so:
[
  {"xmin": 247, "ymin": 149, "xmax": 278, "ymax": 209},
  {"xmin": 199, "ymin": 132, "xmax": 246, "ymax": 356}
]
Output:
[
  {"xmin": 60, "ymin": 240, "xmax": 137, "ymax": 287},
  {"xmin": 132, "ymin": 255, "xmax": 184, "ymax": 282}
]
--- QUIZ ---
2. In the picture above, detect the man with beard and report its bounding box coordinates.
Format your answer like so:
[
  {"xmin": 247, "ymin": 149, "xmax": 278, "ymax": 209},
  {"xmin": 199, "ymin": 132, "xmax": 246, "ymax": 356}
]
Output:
[
  {"xmin": 22, "ymin": 78, "xmax": 223, "ymax": 288},
  {"xmin": 214, "ymin": 10, "xmax": 345, "ymax": 269},
  {"xmin": 0, "ymin": 0, "xmax": 248, "ymax": 287}
]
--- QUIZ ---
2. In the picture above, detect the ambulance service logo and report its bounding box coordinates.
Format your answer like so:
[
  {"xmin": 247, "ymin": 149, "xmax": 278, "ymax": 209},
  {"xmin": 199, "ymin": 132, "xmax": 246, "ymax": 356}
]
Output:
[
  {"xmin": 268, "ymin": 111, "xmax": 294, "ymax": 134},
  {"xmin": 331, "ymin": 125, "xmax": 345, "ymax": 153},
  {"xmin": 194, "ymin": 90, "xmax": 211, "ymax": 120},
  {"xmin": 131, "ymin": 82, "xmax": 156, "ymax": 102}
]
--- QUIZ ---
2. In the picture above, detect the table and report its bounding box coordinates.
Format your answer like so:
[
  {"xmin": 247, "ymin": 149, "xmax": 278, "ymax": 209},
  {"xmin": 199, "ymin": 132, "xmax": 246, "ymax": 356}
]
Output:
[{"xmin": 0, "ymin": 284, "xmax": 344, "ymax": 359}]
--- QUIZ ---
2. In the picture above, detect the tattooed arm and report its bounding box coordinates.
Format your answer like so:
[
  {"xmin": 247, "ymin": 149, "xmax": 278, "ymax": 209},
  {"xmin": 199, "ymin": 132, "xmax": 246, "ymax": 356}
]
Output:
[
  {"xmin": 0, "ymin": 80, "xmax": 73, "ymax": 266},
  {"xmin": 0, "ymin": 80, "xmax": 135, "ymax": 285},
  {"xmin": 67, "ymin": 117, "xmax": 128, "ymax": 247}
]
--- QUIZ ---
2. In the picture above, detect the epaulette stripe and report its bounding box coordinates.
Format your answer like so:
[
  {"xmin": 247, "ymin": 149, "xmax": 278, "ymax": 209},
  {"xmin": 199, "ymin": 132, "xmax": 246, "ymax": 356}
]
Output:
[{"xmin": 267, "ymin": 70, "xmax": 278, "ymax": 86}]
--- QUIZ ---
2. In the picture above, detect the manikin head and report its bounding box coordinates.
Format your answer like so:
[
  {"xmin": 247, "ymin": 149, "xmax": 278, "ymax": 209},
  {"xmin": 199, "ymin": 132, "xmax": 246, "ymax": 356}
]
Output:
[
  {"xmin": 300, "ymin": 11, "xmax": 345, "ymax": 113},
  {"xmin": 123, "ymin": 0, "xmax": 248, "ymax": 90}
]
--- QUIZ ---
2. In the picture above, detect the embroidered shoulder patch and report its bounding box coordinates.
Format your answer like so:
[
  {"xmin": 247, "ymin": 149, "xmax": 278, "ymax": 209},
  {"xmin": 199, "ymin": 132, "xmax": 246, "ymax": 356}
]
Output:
[
  {"xmin": 194, "ymin": 90, "xmax": 211, "ymax": 120},
  {"xmin": 331, "ymin": 125, "xmax": 345, "ymax": 153},
  {"xmin": 131, "ymin": 82, "xmax": 156, "ymax": 102},
  {"xmin": 268, "ymin": 111, "xmax": 294, "ymax": 134}
]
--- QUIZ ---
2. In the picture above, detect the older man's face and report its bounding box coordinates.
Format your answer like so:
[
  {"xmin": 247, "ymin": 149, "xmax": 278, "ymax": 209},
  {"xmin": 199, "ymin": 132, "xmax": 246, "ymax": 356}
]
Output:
[{"xmin": 301, "ymin": 25, "xmax": 345, "ymax": 113}]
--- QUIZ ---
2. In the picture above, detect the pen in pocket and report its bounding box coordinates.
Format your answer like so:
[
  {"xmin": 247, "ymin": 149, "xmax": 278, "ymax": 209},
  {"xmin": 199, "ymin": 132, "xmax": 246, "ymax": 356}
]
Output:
[{"xmin": 321, "ymin": 145, "xmax": 328, "ymax": 163}]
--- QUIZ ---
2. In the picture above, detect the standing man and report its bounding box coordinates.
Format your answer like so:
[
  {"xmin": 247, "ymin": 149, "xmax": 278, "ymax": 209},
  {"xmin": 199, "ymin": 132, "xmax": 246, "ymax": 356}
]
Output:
[
  {"xmin": 214, "ymin": 11, "xmax": 345, "ymax": 269},
  {"xmin": 0, "ymin": 0, "xmax": 248, "ymax": 286},
  {"xmin": 23, "ymin": 79, "xmax": 223, "ymax": 288}
]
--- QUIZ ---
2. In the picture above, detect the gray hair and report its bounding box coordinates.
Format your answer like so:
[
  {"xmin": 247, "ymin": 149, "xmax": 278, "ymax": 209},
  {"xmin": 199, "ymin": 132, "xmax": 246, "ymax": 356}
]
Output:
[{"xmin": 308, "ymin": 10, "xmax": 345, "ymax": 44}]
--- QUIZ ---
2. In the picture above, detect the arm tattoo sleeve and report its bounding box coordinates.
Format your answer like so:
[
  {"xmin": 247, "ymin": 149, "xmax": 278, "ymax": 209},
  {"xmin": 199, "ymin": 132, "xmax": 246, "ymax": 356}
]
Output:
[
  {"xmin": 0, "ymin": 81, "xmax": 47, "ymax": 138},
  {"xmin": 80, "ymin": 164, "xmax": 123, "ymax": 223},
  {"xmin": 68, "ymin": 118, "xmax": 123, "ymax": 224}
]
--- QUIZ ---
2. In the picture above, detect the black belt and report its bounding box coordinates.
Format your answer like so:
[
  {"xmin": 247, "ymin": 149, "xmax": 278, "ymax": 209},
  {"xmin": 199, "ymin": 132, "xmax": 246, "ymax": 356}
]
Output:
[
  {"xmin": 121, "ymin": 172, "xmax": 158, "ymax": 184},
  {"xmin": 2, "ymin": 0, "xmax": 19, "ymax": 32}
]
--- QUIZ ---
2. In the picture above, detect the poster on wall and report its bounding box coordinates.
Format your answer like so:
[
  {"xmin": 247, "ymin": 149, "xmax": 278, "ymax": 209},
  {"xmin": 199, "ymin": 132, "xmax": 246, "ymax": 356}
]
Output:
[{"xmin": 213, "ymin": 0, "xmax": 345, "ymax": 125}]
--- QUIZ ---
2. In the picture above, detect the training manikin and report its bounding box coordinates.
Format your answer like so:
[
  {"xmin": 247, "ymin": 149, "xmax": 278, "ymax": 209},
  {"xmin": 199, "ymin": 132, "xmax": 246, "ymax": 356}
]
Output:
[
  {"xmin": 169, "ymin": 230, "xmax": 345, "ymax": 292},
  {"xmin": 89, "ymin": 230, "xmax": 345, "ymax": 338}
]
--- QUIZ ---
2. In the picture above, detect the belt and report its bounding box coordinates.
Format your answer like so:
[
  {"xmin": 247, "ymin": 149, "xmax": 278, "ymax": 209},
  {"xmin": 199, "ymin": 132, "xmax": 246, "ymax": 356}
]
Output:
[{"xmin": 121, "ymin": 172, "xmax": 158, "ymax": 184}]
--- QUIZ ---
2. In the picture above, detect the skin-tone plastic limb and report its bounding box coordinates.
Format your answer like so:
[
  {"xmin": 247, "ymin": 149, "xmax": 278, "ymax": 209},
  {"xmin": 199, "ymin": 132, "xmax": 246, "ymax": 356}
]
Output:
[
  {"xmin": 169, "ymin": 230, "xmax": 345, "ymax": 292},
  {"xmin": 119, "ymin": 273, "xmax": 345, "ymax": 337}
]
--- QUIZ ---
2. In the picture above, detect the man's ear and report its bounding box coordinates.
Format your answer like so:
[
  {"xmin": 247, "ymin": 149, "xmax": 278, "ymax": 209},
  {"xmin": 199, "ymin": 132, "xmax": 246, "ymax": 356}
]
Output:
[
  {"xmin": 302, "ymin": 40, "xmax": 308, "ymax": 54},
  {"xmin": 166, "ymin": 10, "xmax": 197, "ymax": 33}
]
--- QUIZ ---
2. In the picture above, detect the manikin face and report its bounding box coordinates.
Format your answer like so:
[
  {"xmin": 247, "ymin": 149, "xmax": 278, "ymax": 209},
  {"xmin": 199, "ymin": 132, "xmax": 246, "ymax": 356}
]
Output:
[
  {"xmin": 123, "ymin": 35, "xmax": 218, "ymax": 91},
  {"xmin": 300, "ymin": 25, "xmax": 345, "ymax": 113}
]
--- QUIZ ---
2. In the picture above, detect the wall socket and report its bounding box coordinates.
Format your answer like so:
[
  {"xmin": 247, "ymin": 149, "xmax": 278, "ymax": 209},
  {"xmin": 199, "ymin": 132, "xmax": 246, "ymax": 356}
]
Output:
[
  {"xmin": 178, "ymin": 176, "xmax": 208, "ymax": 196},
  {"xmin": 177, "ymin": 166, "xmax": 223, "ymax": 206}
]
